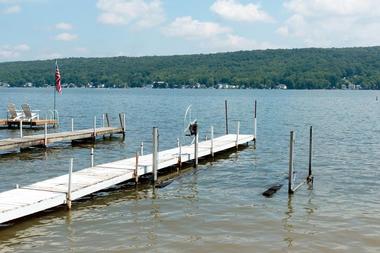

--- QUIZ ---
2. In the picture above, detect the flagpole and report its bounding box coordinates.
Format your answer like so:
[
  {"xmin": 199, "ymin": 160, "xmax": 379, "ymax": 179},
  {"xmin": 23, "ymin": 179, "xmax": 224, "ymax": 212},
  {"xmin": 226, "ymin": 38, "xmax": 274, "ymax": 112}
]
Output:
[{"xmin": 54, "ymin": 60, "xmax": 57, "ymax": 127}]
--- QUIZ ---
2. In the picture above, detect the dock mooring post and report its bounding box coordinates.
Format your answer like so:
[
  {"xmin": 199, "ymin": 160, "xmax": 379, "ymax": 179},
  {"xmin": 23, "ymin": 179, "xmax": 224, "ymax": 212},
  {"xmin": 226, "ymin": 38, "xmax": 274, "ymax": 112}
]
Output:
[
  {"xmin": 90, "ymin": 148, "xmax": 94, "ymax": 167},
  {"xmin": 152, "ymin": 127, "xmax": 159, "ymax": 182},
  {"xmin": 119, "ymin": 113, "xmax": 126, "ymax": 137},
  {"xmin": 93, "ymin": 116, "xmax": 97, "ymax": 138},
  {"xmin": 135, "ymin": 151, "xmax": 139, "ymax": 185},
  {"xmin": 210, "ymin": 126, "xmax": 214, "ymax": 158},
  {"xmin": 177, "ymin": 138, "xmax": 182, "ymax": 170},
  {"xmin": 44, "ymin": 123, "xmax": 48, "ymax": 147},
  {"xmin": 254, "ymin": 100, "xmax": 257, "ymax": 146},
  {"xmin": 194, "ymin": 122, "xmax": 199, "ymax": 167},
  {"xmin": 140, "ymin": 142, "xmax": 144, "ymax": 156},
  {"xmin": 288, "ymin": 131, "xmax": 295, "ymax": 194},
  {"xmin": 236, "ymin": 121, "xmax": 240, "ymax": 149},
  {"xmin": 20, "ymin": 120, "xmax": 23, "ymax": 138},
  {"xmin": 102, "ymin": 114, "xmax": 105, "ymax": 128},
  {"xmin": 67, "ymin": 158, "xmax": 73, "ymax": 209},
  {"xmin": 307, "ymin": 126, "xmax": 314, "ymax": 184},
  {"xmin": 71, "ymin": 118, "xmax": 74, "ymax": 132},
  {"xmin": 225, "ymin": 100, "xmax": 229, "ymax": 134}
]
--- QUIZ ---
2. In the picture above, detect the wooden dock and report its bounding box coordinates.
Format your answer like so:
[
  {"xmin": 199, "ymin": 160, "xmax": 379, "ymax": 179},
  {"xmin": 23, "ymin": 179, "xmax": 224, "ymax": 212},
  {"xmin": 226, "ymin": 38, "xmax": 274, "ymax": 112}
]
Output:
[
  {"xmin": 0, "ymin": 127, "xmax": 124, "ymax": 152},
  {"xmin": 0, "ymin": 119, "xmax": 58, "ymax": 128},
  {"xmin": 0, "ymin": 133, "xmax": 253, "ymax": 224}
]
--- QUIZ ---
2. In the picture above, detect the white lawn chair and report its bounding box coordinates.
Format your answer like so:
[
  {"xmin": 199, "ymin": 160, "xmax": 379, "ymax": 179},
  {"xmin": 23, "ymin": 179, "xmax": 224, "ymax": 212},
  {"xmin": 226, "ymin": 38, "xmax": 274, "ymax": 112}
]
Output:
[
  {"xmin": 7, "ymin": 103, "xmax": 24, "ymax": 121},
  {"xmin": 21, "ymin": 104, "xmax": 39, "ymax": 121}
]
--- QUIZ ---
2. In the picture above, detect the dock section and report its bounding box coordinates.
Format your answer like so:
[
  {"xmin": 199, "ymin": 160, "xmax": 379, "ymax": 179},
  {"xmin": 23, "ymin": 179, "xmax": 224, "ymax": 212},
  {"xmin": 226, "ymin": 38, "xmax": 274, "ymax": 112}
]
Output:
[
  {"xmin": 0, "ymin": 119, "xmax": 58, "ymax": 128},
  {"xmin": 0, "ymin": 134, "xmax": 253, "ymax": 224}
]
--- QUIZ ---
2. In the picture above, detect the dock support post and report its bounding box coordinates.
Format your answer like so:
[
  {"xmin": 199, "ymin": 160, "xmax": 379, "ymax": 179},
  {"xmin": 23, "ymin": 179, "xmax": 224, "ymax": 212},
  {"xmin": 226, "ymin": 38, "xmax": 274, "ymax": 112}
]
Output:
[
  {"xmin": 194, "ymin": 123, "xmax": 199, "ymax": 167},
  {"xmin": 44, "ymin": 123, "xmax": 48, "ymax": 147},
  {"xmin": 93, "ymin": 116, "xmax": 97, "ymax": 139},
  {"xmin": 67, "ymin": 158, "xmax": 73, "ymax": 209},
  {"xmin": 152, "ymin": 127, "xmax": 158, "ymax": 182},
  {"xmin": 105, "ymin": 113, "xmax": 110, "ymax": 127},
  {"xmin": 210, "ymin": 126, "xmax": 214, "ymax": 158},
  {"xmin": 236, "ymin": 121, "xmax": 240, "ymax": 149},
  {"xmin": 119, "ymin": 113, "xmax": 126, "ymax": 137},
  {"xmin": 307, "ymin": 126, "xmax": 314, "ymax": 184},
  {"xmin": 288, "ymin": 131, "xmax": 295, "ymax": 194},
  {"xmin": 225, "ymin": 100, "xmax": 229, "ymax": 134},
  {"xmin": 254, "ymin": 100, "xmax": 257, "ymax": 148},
  {"xmin": 20, "ymin": 120, "xmax": 23, "ymax": 138},
  {"xmin": 135, "ymin": 151, "xmax": 139, "ymax": 185},
  {"xmin": 177, "ymin": 138, "xmax": 182, "ymax": 170},
  {"xmin": 102, "ymin": 114, "xmax": 105, "ymax": 128},
  {"xmin": 140, "ymin": 142, "xmax": 144, "ymax": 156},
  {"xmin": 91, "ymin": 148, "xmax": 94, "ymax": 167},
  {"xmin": 71, "ymin": 118, "xmax": 74, "ymax": 132}
]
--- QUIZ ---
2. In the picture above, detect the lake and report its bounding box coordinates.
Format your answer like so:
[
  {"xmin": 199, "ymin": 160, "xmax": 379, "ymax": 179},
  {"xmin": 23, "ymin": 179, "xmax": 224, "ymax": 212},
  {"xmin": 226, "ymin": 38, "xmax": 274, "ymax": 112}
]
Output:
[{"xmin": 0, "ymin": 88, "xmax": 379, "ymax": 252}]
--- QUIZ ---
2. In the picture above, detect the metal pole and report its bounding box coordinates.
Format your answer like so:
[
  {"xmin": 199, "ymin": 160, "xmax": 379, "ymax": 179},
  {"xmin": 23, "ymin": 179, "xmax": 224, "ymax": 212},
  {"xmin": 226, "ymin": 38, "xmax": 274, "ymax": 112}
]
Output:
[
  {"xmin": 44, "ymin": 123, "xmax": 48, "ymax": 147},
  {"xmin": 71, "ymin": 118, "xmax": 74, "ymax": 132},
  {"xmin": 93, "ymin": 116, "xmax": 97, "ymax": 138},
  {"xmin": 53, "ymin": 87, "xmax": 56, "ymax": 122},
  {"xmin": 236, "ymin": 121, "xmax": 240, "ymax": 148},
  {"xmin": 211, "ymin": 126, "xmax": 214, "ymax": 157},
  {"xmin": 140, "ymin": 142, "xmax": 144, "ymax": 156},
  {"xmin": 225, "ymin": 100, "xmax": 229, "ymax": 134},
  {"xmin": 67, "ymin": 158, "xmax": 73, "ymax": 209},
  {"xmin": 288, "ymin": 131, "xmax": 295, "ymax": 194},
  {"xmin": 254, "ymin": 100, "xmax": 257, "ymax": 144},
  {"xmin": 20, "ymin": 120, "xmax": 23, "ymax": 138},
  {"xmin": 135, "ymin": 151, "xmax": 139, "ymax": 184},
  {"xmin": 91, "ymin": 148, "xmax": 94, "ymax": 167},
  {"xmin": 194, "ymin": 123, "xmax": 199, "ymax": 167},
  {"xmin": 308, "ymin": 126, "xmax": 313, "ymax": 183},
  {"xmin": 152, "ymin": 127, "xmax": 158, "ymax": 182}
]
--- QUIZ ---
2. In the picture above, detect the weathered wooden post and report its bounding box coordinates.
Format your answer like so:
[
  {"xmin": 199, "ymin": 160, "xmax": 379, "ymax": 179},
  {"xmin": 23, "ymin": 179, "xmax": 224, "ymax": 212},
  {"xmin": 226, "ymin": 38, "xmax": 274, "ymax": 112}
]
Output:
[
  {"xmin": 236, "ymin": 121, "xmax": 240, "ymax": 149},
  {"xmin": 91, "ymin": 148, "xmax": 94, "ymax": 167},
  {"xmin": 254, "ymin": 100, "xmax": 257, "ymax": 148},
  {"xmin": 20, "ymin": 120, "xmax": 23, "ymax": 138},
  {"xmin": 225, "ymin": 100, "xmax": 229, "ymax": 134},
  {"xmin": 44, "ymin": 123, "xmax": 48, "ymax": 147},
  {"xmin": 71, "ymin": 118, "xmax": 74, "ymax": 132},
  {"xmin": 194, "ymin": 122, "xmax": 199, "ymax": 167},
  {"xmin": 105, "ymin": 113, "xmax": 110, "ymax": 127},
  {"xmin": 67, "ymin": 158, "xmax": 73, "ymax": 209},
  {"xmin": 177, "ymin": 138, "xmax": 182, "ymax": 170},
  {"xmin": 102, "ymin": 114, "xmax": 105, "ymax": 128},
  {"xmin": 152, "ymin": 127, "xmax": 158, "ymax": 182},
  {"xmin": 307, "ymin": 126, "xmax": 313, "ymax": 184},
  {"xmin": 210, "ymin": 126, "xmax": 214, "ymax": 158},
  {"xmin": 140, "ymin": 142, "xmax": 144, "ymax": 156},
  {"xmin": 135, "ymin": 151, "xmax": 139, "ymax": 185},
  {"xmin": 288, "ymin": 131, "xmax": 295, "ymax": 194},
  {"xmin": 119, "ymin": 113, "xmax": 126, "ymax": 137},
  {"xmin": 93, "ymin": 116, "xmax": 97, "ymax": 139}
]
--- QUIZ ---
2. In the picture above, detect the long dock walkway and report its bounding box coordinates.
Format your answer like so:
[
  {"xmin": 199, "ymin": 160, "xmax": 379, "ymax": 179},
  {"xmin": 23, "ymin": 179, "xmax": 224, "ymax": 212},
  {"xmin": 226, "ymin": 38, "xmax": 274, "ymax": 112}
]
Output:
[
  {"xmin": 0, "ymin": 133, "xmax": 253, "ymax": 224},
  {"xmin": 0, "ymin": 127, "xmax": 124, "ymax": 152}
]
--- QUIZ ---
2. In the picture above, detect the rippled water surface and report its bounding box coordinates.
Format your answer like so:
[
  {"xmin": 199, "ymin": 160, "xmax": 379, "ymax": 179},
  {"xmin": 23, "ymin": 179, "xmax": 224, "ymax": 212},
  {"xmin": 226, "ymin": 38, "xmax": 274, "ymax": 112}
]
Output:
[{"xmin": 0, "ymin": 88, "xmax": 379, "ymax": 252}]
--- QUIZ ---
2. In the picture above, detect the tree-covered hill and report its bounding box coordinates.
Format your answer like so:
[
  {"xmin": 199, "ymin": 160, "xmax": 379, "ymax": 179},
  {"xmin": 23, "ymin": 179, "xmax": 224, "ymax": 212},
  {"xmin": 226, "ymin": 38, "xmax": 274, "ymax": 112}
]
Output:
[{"xmin": 1, "ymin": 46, "xmax": 380, "ymax": 89}]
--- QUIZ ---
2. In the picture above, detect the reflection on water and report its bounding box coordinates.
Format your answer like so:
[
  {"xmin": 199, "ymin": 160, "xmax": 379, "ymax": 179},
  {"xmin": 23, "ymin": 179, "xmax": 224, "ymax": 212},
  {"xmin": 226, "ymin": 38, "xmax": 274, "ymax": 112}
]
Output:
[{"xmin": 0, "ymin": 89, "xmax": 379, "ymax": 252}]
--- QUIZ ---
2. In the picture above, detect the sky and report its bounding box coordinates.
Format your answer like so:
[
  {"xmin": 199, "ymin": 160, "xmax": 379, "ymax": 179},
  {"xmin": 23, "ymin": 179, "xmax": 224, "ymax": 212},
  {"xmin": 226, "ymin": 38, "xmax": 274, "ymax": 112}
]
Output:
[{"xmin": 0, "ymin": 0, "xmax": 380, "ymax": 62}]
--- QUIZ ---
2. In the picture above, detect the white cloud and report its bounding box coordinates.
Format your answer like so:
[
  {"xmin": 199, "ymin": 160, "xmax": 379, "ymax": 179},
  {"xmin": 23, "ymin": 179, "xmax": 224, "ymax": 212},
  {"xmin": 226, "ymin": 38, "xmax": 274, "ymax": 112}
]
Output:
[
  {"xmin": 55, "ymin": 22, "xmax": 73, "ymax": 30},
  {"xmin": 0, "ymin": 44, "xmax": 30, "ymax": 60},
  {"xmin": 2, "ymin": 4, "xmax": 20, "ymax": 14},
  {"xmin": 163, "ymin": 16, "xmax": 230, "ymax": 39},
  {"xmin": 210, "ymin": 0, "xmax": 273, "ymax": 23},
  {"xmin": 55, "ymin": 32, "xmax": 78, "ymax": 41},
  {"xmin": 96, "ymin": 0, "xmax": 165, "ymax": 28},
  {"xmin": 279, "ymin": 0, "xmax": 380, "ymax": 47}
]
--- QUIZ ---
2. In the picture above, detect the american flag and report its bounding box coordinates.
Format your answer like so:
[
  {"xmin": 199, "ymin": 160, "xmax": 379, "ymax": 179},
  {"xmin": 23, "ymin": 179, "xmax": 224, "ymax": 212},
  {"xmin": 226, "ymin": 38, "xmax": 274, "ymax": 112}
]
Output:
[{"xmin": 55, "ymin": 62, "xmax": 62, "ymax": 94}]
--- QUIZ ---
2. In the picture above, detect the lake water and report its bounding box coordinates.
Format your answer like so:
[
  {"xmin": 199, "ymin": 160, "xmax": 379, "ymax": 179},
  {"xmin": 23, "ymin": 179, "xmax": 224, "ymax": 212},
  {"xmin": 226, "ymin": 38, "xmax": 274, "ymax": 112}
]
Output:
[{"xmin": 0, "ymin": 88, "xmax": 379, "ymax": 252}]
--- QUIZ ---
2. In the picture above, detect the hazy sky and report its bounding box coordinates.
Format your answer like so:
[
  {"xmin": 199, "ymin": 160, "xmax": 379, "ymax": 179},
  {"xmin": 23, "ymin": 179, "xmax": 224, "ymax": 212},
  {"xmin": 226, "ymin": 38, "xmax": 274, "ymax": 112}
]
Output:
[{"xmin": 0, "ymin": 0, "xmax": 379, "ymax": 62}]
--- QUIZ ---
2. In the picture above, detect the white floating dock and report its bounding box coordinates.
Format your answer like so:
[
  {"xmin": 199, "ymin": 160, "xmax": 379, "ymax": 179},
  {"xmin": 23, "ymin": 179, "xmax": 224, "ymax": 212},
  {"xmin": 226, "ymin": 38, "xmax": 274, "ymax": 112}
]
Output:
[{"xmin": 0, "ymin": 134, "xmax": 253, "ymax": 224}]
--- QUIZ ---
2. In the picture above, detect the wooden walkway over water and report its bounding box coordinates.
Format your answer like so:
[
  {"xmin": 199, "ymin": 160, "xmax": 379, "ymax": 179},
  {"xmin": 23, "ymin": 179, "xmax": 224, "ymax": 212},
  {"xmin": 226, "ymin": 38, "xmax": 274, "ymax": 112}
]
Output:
[
  {"xmin": 0, "ymin": 127, "xmax": 124, "ymax": 152},
  {"xmin": 0, "ymin": 133, "xmax": 253, "ymax": 224},
  {"xmin": 0, "ymin": 119, "xmax": 58, "ymax": 128}
]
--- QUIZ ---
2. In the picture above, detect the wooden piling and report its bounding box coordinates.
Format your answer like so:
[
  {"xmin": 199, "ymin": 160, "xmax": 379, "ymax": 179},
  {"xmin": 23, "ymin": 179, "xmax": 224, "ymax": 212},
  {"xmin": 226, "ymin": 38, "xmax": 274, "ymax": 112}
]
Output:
[
  {"xmin": 119, "ymin": 113, "xmax": 126, "ymax": 137},
  {"xmin": 307, "ymin": 126, "xmax": 314, "ymax": 184},
  {"xmin": 93, "ymin": 116, "xmax": 97, "ymax": 138},
  {"xmin": 67, "ymin": 158, "xmax": 73, "ymax": 209},
  {"xmin": 44, "ymin": 123, "xmax": 48, "ymax": 147},
  {"xmin": 177, "ymin": 138, "xmax": 182, "ymax": 169},
  {"xmin": 135, "ymin": 152, "xmax": 139, "ymax": 184},
  {"xmin": 194, "ymin": 123, "xmax": 199, "ymax": 167},
  {"xmin": 288, "ymin": 131, "xmax": 295, "ymax": 194},
  {"xmin": 105, "ymin": 113, "xmax": 110, "ymax": 127},
  {"xmin": 91, "ymin": 148, "xmax": 94, "ymax": 167},
  {"xmin": 210, "ymin": 126, "xmax": 214, "ymax": 158},
  {"xmin": 140, "ymin": 142, "xmax": 144, "ymax": 156},
  {"xmin": 152, "ymin": 127, "xmax": 158, "ymax": 182},
  {"xmin": 254, "ymin": 100, "xmax": 257, "ymax": 146},
  {"xmin": 236, "ymin": 121, "xmax": 240, "ymax": 149},
  {"xmin": 71, "ymin": 118, "xmax": 74, "ymax": 132},
  {"xmin": 225, "ymin": 100, "xmax": 229, "ymax": 134},
  {"xmin": 20, "ymin": 120, "xmax": 23, "ymax": 138}
]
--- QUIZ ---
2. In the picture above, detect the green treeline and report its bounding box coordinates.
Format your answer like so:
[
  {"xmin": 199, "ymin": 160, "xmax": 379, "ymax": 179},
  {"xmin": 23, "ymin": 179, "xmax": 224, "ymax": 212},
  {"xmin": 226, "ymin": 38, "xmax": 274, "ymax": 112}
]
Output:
[{"xmin": 1, "ymin": 46, "xmax": 380, "ymax": 89}]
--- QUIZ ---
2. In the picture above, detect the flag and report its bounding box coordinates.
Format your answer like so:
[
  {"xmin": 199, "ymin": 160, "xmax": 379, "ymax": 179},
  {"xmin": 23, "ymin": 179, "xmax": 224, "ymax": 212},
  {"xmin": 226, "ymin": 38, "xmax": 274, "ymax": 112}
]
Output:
[{"xmin": 55, "ymin": 62, "xmax": 62, "ymax": 94}]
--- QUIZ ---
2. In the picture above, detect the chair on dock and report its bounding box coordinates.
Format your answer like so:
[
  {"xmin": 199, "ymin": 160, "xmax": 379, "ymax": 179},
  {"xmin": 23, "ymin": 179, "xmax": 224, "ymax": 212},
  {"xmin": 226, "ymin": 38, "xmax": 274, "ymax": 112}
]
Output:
[
  {"xmin": 7, "ymin": 103, "xmax": 24, "ymax": 121},
  {"xmin": 21, "ymin": 104, "xmax": 39, "ymax": 121}
]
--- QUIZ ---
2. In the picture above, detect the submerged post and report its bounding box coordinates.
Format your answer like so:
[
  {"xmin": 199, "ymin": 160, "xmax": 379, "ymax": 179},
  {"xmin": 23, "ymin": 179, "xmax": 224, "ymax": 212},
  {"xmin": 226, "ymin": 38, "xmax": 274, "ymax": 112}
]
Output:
[
  {"xmin": 210, "ymin": 126, "xmax": 214, "ymax": 158},
  {"xmin": 225, "ymin": 100, "xmax": 229, "ymax": 134},
  {"xmin": 194, "ymin": 122, "xmax": 199, "ymax": 167},
  {"xmin": 236, "ymin": 121, "xmax": 240, "ymax": 149},
  {"xmin": 91, "ymin": 148, "xmax": 94, "ymax": 167},
  {"xmin": 307, "ymin": 126, "xmax": 313, "ymax": 183},
  {"xmin": 71, "ymin": 118, "xmax": 74, "ymax": 132},
  {"xmin": 140, "ymin": 142, "xmax": 144, "ymax": 156},
  {"xmin": 152, "ymin": 127, "xmax": 158, "ymax": 182},
  {"xmin": 20, "ymin": 120, "xmax": 23, "ymax": 138},
  {"xmin": 44, "ymin": 123, "xmax": 48, "ymax": 147},
  {"xmin": 254, "ymin": 100, "xmax": 257, "ymax": 147},
  {"xmin": 288, "ymin": 131, "xmax": 295, "ymax": 194},
  {"xmin": 67, "ymin": 158, "xmax": 73, "ymax": 209}
]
